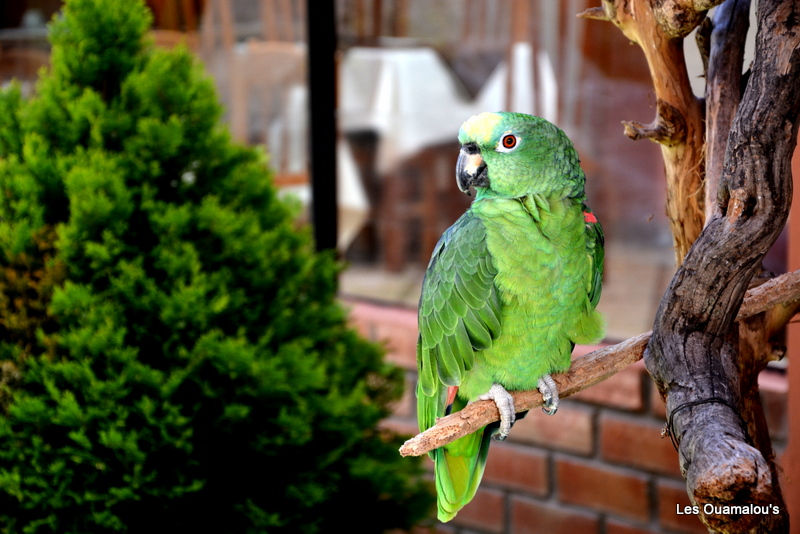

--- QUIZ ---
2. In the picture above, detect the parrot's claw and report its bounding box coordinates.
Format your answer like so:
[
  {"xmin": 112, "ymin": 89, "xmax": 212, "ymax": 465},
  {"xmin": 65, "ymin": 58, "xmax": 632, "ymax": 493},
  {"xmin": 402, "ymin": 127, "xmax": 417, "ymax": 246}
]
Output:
[
  {"xmin": 478, "ymin": 383, "xmax": 516, "ymax": 441},
  {"xmin": 538, "ymin": 374, "xmax": 560, "ymax": 416}
]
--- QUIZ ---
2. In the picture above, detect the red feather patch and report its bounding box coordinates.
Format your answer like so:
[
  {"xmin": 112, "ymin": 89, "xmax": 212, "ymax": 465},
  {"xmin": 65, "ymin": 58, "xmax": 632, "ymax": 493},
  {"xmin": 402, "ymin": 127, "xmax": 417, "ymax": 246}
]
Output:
[
  {"xmin": 584, "ymin": 211, "xmax": 598, "ymax": 224},
  {"xmin": 446, "ymin": 386, "xmax": 458, "ymax": 407}
]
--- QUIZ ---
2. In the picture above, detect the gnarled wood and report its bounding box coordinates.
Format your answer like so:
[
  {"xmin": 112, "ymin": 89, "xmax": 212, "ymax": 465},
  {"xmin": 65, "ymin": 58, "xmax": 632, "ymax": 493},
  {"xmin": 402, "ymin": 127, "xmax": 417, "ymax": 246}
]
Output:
[
  {"xmin": 700, "ymin": 5, "xmax": 792, "ymax": 522},
  {"xmin": 646, "ymin": 1, "xmax": 800, "ymax": 533},
  {"xmin": 704, "ymin": 0, "xmax": 751, "ymax": 223}
]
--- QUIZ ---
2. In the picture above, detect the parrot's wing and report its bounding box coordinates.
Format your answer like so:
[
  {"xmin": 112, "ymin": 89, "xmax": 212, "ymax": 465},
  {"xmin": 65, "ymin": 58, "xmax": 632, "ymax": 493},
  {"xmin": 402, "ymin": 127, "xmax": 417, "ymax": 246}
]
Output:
[
  {"xmin": 583, "ymin": 205, "xmax": 604, "ymax": 307},
  {"xmin": 416, "ymin": 210, "xmax": 502, "ymax": 432}
]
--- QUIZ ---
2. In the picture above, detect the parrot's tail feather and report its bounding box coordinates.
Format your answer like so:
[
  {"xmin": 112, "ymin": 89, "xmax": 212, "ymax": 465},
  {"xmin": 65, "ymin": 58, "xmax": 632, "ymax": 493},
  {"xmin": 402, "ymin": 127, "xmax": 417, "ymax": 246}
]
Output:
[{"xmin": 434, "ymin": 426, "xmax": 493, "ymax": 522}]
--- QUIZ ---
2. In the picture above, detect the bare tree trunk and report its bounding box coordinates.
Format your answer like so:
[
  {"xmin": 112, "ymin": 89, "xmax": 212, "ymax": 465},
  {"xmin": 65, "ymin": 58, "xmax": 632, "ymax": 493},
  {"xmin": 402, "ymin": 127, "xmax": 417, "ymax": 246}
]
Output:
[
  {"xmin": 582, "ymin": 0, "xmax": 709, "ymax": 263},
  {"xmin": 646, "ymin": 1, "xmax": 800, "ymax": 532},
  {"xmin": 582, "ymin": 0, "xmax": 800, "ymax": 532}
]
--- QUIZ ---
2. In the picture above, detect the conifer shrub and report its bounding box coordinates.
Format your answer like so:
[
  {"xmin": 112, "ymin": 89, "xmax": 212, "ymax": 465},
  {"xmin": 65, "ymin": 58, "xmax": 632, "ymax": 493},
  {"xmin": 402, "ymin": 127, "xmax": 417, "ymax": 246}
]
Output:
[{"xmin": 0, "ymin": 1, "xmax": 432, "ymax": 531}]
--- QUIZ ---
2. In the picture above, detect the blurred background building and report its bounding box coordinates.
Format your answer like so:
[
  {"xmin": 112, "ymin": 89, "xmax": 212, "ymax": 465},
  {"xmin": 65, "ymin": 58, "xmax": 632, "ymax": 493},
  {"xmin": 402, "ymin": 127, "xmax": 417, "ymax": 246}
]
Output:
[
  {"xmin": 0, "ymin": 0, "xmax": 689, "ymax": 340},
  {"xmin": 0, "ymin": 0, "xmax": 686, "ymax": 338},
  {"xmin": 0, "ymin": 1, "xmax": 791, "ymax": 533}
]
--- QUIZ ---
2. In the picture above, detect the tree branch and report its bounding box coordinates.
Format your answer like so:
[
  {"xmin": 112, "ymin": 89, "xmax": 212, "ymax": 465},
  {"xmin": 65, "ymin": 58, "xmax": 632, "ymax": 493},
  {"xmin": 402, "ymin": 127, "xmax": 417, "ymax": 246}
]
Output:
[
  {"xmin": 598, "ymin": 0, "xmax": 708, "ymax": 264},
  {"xmin": 577, "ymin": 6, "xmax": 610, "ymax": 20},
  {"xmin": 646, "ymin": 1, "xmax": 800, "ymax": 532},
  {"xmin": 622, "ymin": 98, "xmax": 684, "ymax": 144},
  {"xmin": 398, "ymin": 269, "xmax": 800, "ymax": 458},
  {"xmin": 704, "ymin": 0, "xmax": 751, "ymax": 223}
]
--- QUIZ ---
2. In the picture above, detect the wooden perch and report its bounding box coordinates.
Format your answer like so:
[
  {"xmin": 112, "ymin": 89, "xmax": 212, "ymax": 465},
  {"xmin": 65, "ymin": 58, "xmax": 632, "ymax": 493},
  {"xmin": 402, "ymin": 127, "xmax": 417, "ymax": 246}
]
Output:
[{"xmin": 398, "ymin": 269, "xmax": 800, "ymax": 458}]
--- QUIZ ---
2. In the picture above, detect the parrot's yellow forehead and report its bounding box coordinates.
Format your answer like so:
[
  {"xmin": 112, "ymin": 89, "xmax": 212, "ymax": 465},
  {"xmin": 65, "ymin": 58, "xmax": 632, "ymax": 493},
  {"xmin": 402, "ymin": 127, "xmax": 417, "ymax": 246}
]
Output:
[{"xmin": 459, "ymin": 112, "xmax": 503, "ymax": 145}]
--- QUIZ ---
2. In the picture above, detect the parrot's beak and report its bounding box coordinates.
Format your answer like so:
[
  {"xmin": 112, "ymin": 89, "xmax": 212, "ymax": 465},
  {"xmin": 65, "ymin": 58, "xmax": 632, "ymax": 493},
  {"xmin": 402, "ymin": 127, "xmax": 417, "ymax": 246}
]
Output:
[{"xmin": 456, "ymin": 143, "xmax": 489, "ymax": 195}]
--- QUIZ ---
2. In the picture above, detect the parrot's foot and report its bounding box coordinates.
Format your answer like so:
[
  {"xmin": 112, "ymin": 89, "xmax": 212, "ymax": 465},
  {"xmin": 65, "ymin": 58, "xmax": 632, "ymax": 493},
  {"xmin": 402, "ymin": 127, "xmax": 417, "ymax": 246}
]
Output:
[
  {"xmin": 538, "ymin": 374, "xmax": 559, "ymax": 416},
  {"xmin": 478, "ymin": 383, "xmax": 515, "ymax": 441}
]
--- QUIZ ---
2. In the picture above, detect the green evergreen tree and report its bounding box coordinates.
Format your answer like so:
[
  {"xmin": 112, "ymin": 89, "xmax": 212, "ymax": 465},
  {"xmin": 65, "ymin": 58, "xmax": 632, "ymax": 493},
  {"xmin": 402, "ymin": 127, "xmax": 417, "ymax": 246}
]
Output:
[{"xmin": 0, "ymin": 1, "xmax": 432, "ymax": 532}]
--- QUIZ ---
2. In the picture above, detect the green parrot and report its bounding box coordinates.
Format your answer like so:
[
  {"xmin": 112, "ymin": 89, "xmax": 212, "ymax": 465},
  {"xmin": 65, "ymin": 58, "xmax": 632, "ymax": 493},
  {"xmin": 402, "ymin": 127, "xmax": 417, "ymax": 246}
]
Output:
[{"xmin": 416, "ymin": 111, "xmax": 605, "ymax": 522}]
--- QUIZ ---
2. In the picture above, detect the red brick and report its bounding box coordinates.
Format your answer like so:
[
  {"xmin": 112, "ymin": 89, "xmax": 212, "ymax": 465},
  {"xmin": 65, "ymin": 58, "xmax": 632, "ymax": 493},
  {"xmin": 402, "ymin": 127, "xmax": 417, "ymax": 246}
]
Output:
[
  {"xmin": 374, "ymin": 313, "xmax": 418, "ymax": 371},
  {"xmin": 600, "ymin": 413, "xmax": 681, "ymax": 477},
  {"xmin": 556, "ymin": 456, "xmax": 649, "ymax": 521},
  {"xmin": 656, "ymin": 479, "xmax": 708, "ymax": 534},
  {"xmin": 347, "ymin": 300, "xmax": 419, "ymax": 370},
  {"xmin": 509, "ymin": 401, "xmax": 594, "ymax": 455},
  {"xmin": 510, "ymin": 495, "xmax": 599, "ymax": 534},
  {"xmin": 650, "ymin": 381, "xmax": 667, "ymax": 419},
  {"xmin": 345, "ymin": 300, "xmax": 375, "ymax": 339},
  {"xmin": 606, "ymin": 518, "xmax": 658, "ymax": 534},
  {"xmin": 572, "ymin": 359, "xmax": 645, "ymax": 411},
  {"xmin": 483, "ymin": 441, "xmax": 548, "ymax": 496},
  {"xmin": 450, "ymin": 486, "xmax": 505, "ymax": 533},
  {"xmin": 759, "ymin": 369, "xmax": 788, "ymax": 442}
]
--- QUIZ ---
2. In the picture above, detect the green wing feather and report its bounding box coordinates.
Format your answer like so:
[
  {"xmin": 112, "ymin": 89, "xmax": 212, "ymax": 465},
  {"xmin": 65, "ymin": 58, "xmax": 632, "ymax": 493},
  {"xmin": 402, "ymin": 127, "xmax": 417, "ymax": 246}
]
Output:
[
  {"xmin": 415, "ymin": 210, "xmax": 502, "ymax": 522},
  {"xmin": 416, "ymin": 210, "xmax": 501, "ymax": 426}
]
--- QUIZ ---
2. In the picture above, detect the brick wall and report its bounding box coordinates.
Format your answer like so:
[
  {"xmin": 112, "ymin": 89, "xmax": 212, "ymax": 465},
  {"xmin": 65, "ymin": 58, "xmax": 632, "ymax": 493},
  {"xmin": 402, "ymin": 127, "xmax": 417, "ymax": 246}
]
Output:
[{"xmin": 346, "ymin": 299, "xmax": 790, "ymax": 534}]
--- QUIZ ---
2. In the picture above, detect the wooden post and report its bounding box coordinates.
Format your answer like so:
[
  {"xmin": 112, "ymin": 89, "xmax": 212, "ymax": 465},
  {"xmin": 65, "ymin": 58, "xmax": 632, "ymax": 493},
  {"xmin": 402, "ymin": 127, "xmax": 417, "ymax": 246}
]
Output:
[{"xmin": 306, "ymin": 0, "xmax": 339, "ymax": 251}]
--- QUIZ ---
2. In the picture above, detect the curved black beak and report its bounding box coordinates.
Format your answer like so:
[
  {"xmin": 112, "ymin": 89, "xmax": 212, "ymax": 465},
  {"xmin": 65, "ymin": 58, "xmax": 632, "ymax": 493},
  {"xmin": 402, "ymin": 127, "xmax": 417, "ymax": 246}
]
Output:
[{"xmin": 456, "ymin": 142, "xmax": 489, "ymax": 195}]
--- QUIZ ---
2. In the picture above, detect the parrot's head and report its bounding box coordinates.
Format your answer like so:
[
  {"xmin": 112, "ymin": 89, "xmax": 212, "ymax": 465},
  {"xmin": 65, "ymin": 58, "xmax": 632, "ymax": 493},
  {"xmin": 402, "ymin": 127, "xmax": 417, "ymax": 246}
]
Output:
[{"xmin": 456, "ymin": 111, "xmax": 585, "ymax": 199}]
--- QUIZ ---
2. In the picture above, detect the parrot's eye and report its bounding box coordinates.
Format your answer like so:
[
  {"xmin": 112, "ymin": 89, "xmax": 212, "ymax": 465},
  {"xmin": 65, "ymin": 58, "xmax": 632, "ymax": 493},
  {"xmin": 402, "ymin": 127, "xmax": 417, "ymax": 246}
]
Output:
[{"xmin": 497, "ymin": 134, "xmax": 518, "ymax": 152}]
